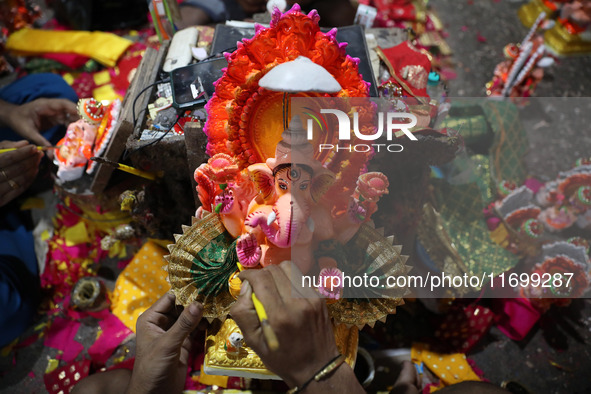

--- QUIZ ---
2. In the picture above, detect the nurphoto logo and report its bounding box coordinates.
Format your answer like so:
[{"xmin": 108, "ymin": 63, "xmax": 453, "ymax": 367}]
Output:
[{"xmin": 304, "ymin": 107, "xmax": 418, "ymax": 153}]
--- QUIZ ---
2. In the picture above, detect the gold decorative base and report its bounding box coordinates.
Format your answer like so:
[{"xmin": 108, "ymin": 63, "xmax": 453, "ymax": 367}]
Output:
[
  {"xmin": 544, "ymin": 22, "xmax": 591, "ymax": 56},
  {"xmin": 518, "ymin": 0, "xmax": 552, "ymax": 28},
  {"xmin": 204, "ymin": 318, "xmax": 359, "ymax": 380}
]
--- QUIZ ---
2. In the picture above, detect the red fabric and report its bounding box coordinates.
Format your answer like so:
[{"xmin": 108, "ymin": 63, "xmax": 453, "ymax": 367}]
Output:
[
  {"xmin": 361, "ymin": 0, "xmax": 418, "ymax": 26},
  {"xmin": 44, "ymin": 359, "xmax": 91, "ymax": 394},
  {"xmin": 42, "ymin": 53, "xmax": 90, "ymax": 69},
  {"xmin": 379, "ymin": 41, "xmax": 431, "ymax": 98},
  {"xmin": 433, "ymin": 304, "xmax": 494, "ymax": 353},
  {"xmin": 110, "ymin": 54, "xmax": 143, "ymax": 94},
  {"xmin": 69, "ymin": 72, "xmax": 95, "ymax": 99}
]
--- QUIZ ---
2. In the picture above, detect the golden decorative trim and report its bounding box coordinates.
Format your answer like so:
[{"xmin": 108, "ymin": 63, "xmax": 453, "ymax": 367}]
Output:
[
  {"xmin": 544, "ymin": 21, "xmax": 591, "ymax": 56},
  {"xmin": 518, "ymin": 0, "xmax": 552, "ymax": 28},
  {"xmin": 164, "ymin": 213, "xmax": 235, "ymax": 321},
  {"xmin": 204, "ymin": 318, "xmax": 359, "ymax": 379}
]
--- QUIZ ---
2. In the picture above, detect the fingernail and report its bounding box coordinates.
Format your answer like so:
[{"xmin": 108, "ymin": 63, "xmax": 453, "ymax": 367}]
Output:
[
  {"xmin": 240, "ymin": 280, "xmax": 250, "ymax": 296},
  {"xmin": 188, "ymin": 302, "xmax": 202, "ymax": 317}
]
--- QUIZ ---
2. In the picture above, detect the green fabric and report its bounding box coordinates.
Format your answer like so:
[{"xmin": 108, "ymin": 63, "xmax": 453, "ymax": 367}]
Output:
[
  {"xmin": 431, "ymin": 179, "xmax": 519, "ymax": 278},
  {"xmin": 440, "ymin": 114, "xmax": 493, "ymax": 152},
  {"xmin": 440, "ymin": 99, "xmax": 528, "ymax": 200},
  {"xmin": 481, "ymin": 100, "xmax": 528, "ymax": 186},
  {"xmin": 425, "ymin": 99, "xmax": 527, "ymax": 277},
  {"xmin": 25, "ymin": 58, "xmax": 70, "ymax": 73},
  {"xmin": 191, "ymin": 234, "xmax": 238, "ymax": 296}
]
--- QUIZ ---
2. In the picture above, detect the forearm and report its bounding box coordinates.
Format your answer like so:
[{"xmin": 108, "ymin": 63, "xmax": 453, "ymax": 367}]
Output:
[{"xmin": 300, "ymin": 362, "xmax": 364, "ymax": 394}]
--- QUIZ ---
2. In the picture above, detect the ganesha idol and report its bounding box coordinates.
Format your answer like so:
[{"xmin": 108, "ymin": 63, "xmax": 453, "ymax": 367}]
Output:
[
  {"xmin": 55, "ymin": 117, "xmax": 97, "ymax": 181},
  {"xmin": 55, "ymin": 98, "xmax": 120, "ymax": 181},
  {"xmin": 490, "ymin": 185, "xmax": 544, "ymax": 256},
  {"xmin": 235, "ymin": 116, "xmax": 337, "ymax": 275},
  {"xmin": 195, "ymin": 115, "xmax": 390, "ymax": 297},
  {"xmin": 536, "ymin": 162, "xmax": 591, "ymax": 231},
  {"xmin": 166, "ymin": 4, "xmax": 410, "ymax": 380}
]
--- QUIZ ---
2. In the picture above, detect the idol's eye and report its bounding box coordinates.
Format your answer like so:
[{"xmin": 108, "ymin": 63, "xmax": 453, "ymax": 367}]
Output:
[
  {"xmin": 279, "ymin": 181, "xmax": 288, "ymax": 190},
  {"xmin": 290, "ymin": 168, "xmax": 300, "ymax": 180},
  {"xmin": 300, "ymin": 182, "xmax": 308, "ymax": 190}
]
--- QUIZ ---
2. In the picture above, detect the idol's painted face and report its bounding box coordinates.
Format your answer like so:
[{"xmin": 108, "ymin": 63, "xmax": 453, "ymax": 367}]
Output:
[{"xmin": 274, "ymin": 165, "xmax": 312, "ymax": 199}]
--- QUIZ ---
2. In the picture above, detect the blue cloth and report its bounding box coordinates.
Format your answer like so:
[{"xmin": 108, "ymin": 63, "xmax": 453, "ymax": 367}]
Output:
[
  {"xmin": 0, "ymin": 207, "xmax": 40, "ymax": 347},
  {"xmin": 0, "ymin": 73, "xmax": 77, "ymax": 347},
  {"xmin": 0, "ymin": 73, "xmax": 77, "ymax": 144}
]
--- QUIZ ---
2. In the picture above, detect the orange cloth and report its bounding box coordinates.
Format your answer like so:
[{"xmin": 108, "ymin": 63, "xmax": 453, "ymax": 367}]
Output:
[
  {"xmin": 110, "ymin": 241, "xmax": 170, "ymax": 332},
  {"xmin": 411, "ymin": 343, "xmax": 481, "ymax": 391},
  {"xmin": 6, "ymin": 29, "xmax": 132, "ymax": 67}
]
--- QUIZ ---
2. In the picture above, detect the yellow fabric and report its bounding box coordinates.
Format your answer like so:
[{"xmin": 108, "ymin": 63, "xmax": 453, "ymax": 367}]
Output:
[
  {"xmin": 93, "ymin": 70, "xmax": 111, "ymax": 85},
  {"xmin": 20, "ymin": 197, "xmax": 45, "ymax": 210},
  {"xmin": 412, "ymin": 343, "xmax": 481, "ymax": 391},
  {"xmin": 63, "ymin": 221, "xmax": 91, "ymax": 246},
  {"xmin": 490, "ymin": 223, "xmax": 510, "ymax": 248},
  {"xmin": 93, "ymin": 84, "xmax": 121, "ymax": 102},
  {"xmin": 149, "ymin": 238, "xmax": 174, "ymax": 249},
  {"xmin": 45, "ymin": 358, "xmax": 59, "ymax": 374},
  {"xmin": 111, "ymin": 241, "xmax": 170, "ymax": 332},
  {"xmin": 41, "ymin": 230, "xmax": 51, "ymax": 241},
  {"xmin": 62, "ymin": 73, "xmax": 75, "ymax": 85},
  {"xmin": 6, "ymin": 29, "xmax": 132, "ymax": 67},
  {"xmin": 196, "ymin": 364, "xmax": 229, "ymax": 387}
]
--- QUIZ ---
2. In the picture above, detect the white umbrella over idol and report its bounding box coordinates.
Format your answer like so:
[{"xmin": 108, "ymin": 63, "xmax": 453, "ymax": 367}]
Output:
[{"xmin": 259, "ymin": 56, "xmax": 342, "ymax": 129}]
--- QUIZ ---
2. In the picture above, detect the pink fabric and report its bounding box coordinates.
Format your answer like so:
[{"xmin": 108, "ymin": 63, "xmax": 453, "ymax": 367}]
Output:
[
  {"xmin": 486, "ymin": 216, "xmax": 501, "ymax": 230},
  {"xmin": 524, "ymin": 177, "xmax": 544, "ymax": 194},
  {"xmin": 494, "ymin": 298, "xmax": 541, "ymax": 340},
  {"xmin": 88, "ymin": 313, "xmax": 133, "ymax": 366},
  {"xmin": 44, "ymin": 317, "xmax": 84, "ymax": 363}
]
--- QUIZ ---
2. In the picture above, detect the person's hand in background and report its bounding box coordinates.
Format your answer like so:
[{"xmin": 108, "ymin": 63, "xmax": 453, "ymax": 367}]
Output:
[
  {"xmin": 230, "ymin": 261, "xmax": 364, "ymax": 393},
  {"xmin": 237, "ymin": 0, "xmax": 266, "ymax": 14},
  {"xmin": 285, "ymin": 0, "xmax": 355, "ymax": 26},
  {"xmin": 0, "ymin": 98, "xmax": 78, "ymax": 150},
  {"xmin": 0, "ymin": 140, "xmax": 43, "ymax": 207},
  {"xmin": 125, "ymin": 293, "xmax": 203, "ymax": 394}
]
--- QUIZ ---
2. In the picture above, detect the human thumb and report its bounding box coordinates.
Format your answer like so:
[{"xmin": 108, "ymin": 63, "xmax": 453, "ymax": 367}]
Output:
[{"xmin": 164, "ymin": 302, "xmax": 203, "ymax": 349}]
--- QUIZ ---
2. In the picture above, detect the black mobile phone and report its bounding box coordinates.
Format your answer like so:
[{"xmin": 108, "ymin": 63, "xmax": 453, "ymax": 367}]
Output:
[{"xmin": 170, "ymin": 57, "xmax": 228, "ymax": 109}]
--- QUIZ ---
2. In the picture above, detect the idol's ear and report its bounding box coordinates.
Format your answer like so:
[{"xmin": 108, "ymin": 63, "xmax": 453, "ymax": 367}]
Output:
[
  {"xmin": 310, "ymin": 168, "xmax": 335, "ymax": 203},
  {"xmin": 248, "ymin": 163, "xmax": 275, "ymax": 203}
]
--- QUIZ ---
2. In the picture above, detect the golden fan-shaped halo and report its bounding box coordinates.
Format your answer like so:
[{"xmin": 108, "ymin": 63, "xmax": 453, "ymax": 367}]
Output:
[
  {"xmin": 328, "ymin": 298, "xmax": 406, "ymax": 329},
  {"xmin": 327, "ymin": 223, "xmax": 411, "ymax": 328},
  {"xmin": 164, "ymin": 214, "xmax": 236, "ymax": 321}
]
